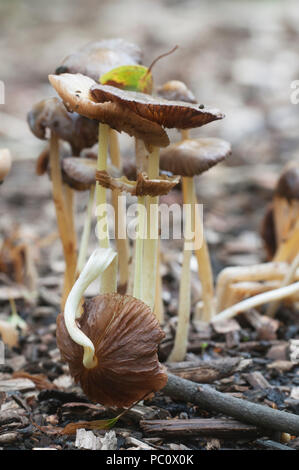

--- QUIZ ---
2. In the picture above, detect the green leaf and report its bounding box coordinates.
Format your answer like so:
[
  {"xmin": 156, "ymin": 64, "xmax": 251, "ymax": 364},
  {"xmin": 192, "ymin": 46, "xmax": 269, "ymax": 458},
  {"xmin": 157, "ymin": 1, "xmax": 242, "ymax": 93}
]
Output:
[{"xmin": 100, "ymin": 65, "xmax": 153, "ymax": 94}]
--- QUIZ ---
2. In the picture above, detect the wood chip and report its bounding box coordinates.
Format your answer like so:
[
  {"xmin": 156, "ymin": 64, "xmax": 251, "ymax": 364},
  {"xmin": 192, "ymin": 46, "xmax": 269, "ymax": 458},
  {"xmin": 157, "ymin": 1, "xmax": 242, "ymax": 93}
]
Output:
[
  {"xmin": 244, "ymin": 371, "xmax": 271, "ymax": 389},
  {"xmin": 0, "ymin": 378, "xmax": 35, "ymax": 392}
]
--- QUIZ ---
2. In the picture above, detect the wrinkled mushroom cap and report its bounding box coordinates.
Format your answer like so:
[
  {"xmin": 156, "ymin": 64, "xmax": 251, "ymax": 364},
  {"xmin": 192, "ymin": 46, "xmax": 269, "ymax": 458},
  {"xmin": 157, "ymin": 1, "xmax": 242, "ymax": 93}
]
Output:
[
  {"xmin": 62, "ymin": 157, "xmax": 97, "ymax": 191},
  {"xmin": 49, "ymin": 73, "xmax": 169, "ymax": 149},
  {"xmin": 27, "ymin": 97, "xmax": 98, "ymax": 155},
  {"xmin": 160, "ymin": 138, "xmax": 231, "ymax": 177},
  {"xmin": 275, "ymin": 164, "xmax": 299, "ymax": 202},
  {"xmin": 91, "ymin": 83, "xmax": 224, "ymax": 129},
  {"xmin": 56, "ymin": 293, "xmax": 167, "ymax": 407},
  {"xmin": 56, "ymin": 39, "xmax": 143, "ymax": 81},
  {"xmin": 0, "ymin": 149, "xmax": 12, "ymax": 182},
  {"xmin": 157, "ymin": 80, "xmax": 197, "ymax": 104}
]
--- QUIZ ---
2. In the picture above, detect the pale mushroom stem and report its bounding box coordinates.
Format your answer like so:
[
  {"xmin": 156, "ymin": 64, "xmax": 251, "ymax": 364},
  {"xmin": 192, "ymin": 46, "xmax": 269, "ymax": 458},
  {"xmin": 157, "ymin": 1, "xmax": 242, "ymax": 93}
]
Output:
[
  {"xmin": 109, "ymin": 128, "xmax": 130, "ymax": 291},
  {"xmin": 212, "ymin": 281, "xmax": 299, "ymax": 324},
  {"xmin": 133, "ymin": 195, "xmax": 146, "ymax": 300},
  {"xmin": 274, "ymin": 221, "xmax": 299, "ymax": 263},
  {"xmin": 96, "ymin": 123, "xmax": 117, "ymax": 294},
  {"xmin": 64, "ymin": 185, "xmax": 77, "ymax": 250},
  {"xmin": 168, "ymin": 177, "xmax": 194, "ymax": 362},
  {"xmin": 143, "ymin": 147, "xmax": 160, "ymax": 310},
  {"xmin": 49, "ymin": 131, "xmax": 77, "ymax": 308},
  {"xmin": 267, "ymin": 251, "xmax": 299, "ymax": 317},
  {"xmin": 179, "ymin": 129, "xmax": 215, "ymax": 322},
  {"xmin": 76, "ymin": 184, "xmax": 95, "ymax": 275},
  {"xmin": 153, "ymin": 238, "xmax": 164, "ymax": 324}
]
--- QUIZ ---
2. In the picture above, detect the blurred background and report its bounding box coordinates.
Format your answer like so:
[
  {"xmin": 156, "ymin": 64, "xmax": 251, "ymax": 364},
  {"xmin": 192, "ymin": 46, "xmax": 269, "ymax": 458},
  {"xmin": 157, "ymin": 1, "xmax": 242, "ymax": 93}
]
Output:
[{"xmin": 1, "ymin": 0, "xmax": 299, "ymax": 273}]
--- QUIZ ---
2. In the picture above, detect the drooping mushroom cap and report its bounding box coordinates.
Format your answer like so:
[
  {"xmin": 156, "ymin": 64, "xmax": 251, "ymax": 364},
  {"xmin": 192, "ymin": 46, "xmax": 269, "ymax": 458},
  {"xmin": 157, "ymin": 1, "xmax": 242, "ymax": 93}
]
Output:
[
  {"xmin": 48, "ymin": 73, "xmax": 169, "ymax": 149},
  {"xmin": 27, "ymin": 97, "xmax": 98, "ymax": 155},
  {"xmin": 0, "ymin": 149, "xmax": 12, "ymax": 182},
  {"xmin": 56, "ymin": 39, "xmax": 143, "ymax": 81},
  {"xmin": 56, "ymin": 293, "xmax": 167, "ymax": 407},
  {"xmin": 62, "ymin": 157, "xmax": 97, "ymax": 191},
  {"xmin": 275, "ymin": 164, "xmax": 299, "ymax": 202},
  {"xmin": 90, "ymin": 83, "xmax": 224, "ymax": 129},
  {"xmin": 157, "ymin": 80, "xmax": 197, "ymax": 104},
  {"xmin": 159, "ymin": 138, "xmax": 231, "ymax": 177}
]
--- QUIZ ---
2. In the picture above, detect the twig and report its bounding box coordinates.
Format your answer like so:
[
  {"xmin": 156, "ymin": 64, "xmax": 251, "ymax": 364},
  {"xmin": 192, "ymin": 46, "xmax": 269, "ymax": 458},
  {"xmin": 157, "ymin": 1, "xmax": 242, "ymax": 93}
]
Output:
[{"xmin": 163, "ymin": 373, "xmax": 299, "ymax": 435}]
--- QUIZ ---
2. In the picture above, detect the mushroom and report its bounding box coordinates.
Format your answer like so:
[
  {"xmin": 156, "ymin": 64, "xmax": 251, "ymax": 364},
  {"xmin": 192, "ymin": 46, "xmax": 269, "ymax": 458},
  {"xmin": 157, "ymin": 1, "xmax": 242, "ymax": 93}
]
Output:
[
  {"xmin": 56, "ymin": 39, "xmax": 143, "ymax": 293},
  {"xmin": 0, "ymin": 149, "xmax": 12, "ymax": 183},
  {"xmin": 55, "ymin": 39, "xmax": 143, "ymax": 82},
  {"xmin": 273, "ymin": 163, "xmax": 299, "ymax": 263},
  {"xmin": 56, "ymin": 248, "xmax": 167, "ymax": 407},
  {"xmin": 162, "ymin": 138, "xmax": 231, "ymax": 361}
]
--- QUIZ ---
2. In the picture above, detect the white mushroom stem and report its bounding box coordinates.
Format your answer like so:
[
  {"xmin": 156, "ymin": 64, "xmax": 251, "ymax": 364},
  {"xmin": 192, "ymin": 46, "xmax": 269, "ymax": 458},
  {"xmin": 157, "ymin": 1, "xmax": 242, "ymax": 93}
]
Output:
[
  {"xmin": 96, "ymin": 123, "xmax": 117, "ymax": 294},
  {"xmin": 76, "ymin": 185, "xmax": 95, "ymax": 275},
  {"xmin": 142, "ymin": 147, "xmax": 160, "ymax": 310},
  {"xmin": 212, "ymin": 281, "xmax": 299, "ymax": 324},
  {"xmin": 133, "ymin": 195, "xmax": 146, "ymax": 300},
  {"xmin": 267, "ymin": 252, "xmax": 299, "ymax": 317},
  {"xmin": 49, "ymin": 131, "xmax": 77, "ymax": 308},
  {"xmin": 216, "ymin": 262, "xmax": 291, "ymax": 313},
  {"xmin": 109, "ymin": 129, "xmax": 130, "ymax": 290},
  {"xmin": 154, "ymin": 238, "xmax": 164, "ymax": 324},
  {"xmin": 65, "ymin": 247, "xmax": 117, "ymax": 369},
  {"xmin": 168, "ymin": 177, "xmax": 194, "ymax": 362}
]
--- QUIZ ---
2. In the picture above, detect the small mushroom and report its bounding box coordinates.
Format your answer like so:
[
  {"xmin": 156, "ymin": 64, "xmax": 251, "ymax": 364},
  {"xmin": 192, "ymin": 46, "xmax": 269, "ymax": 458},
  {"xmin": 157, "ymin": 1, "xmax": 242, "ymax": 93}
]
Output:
[
  {"xmin": 56, "ymin": 247, "xmax": 167, "ymax": 407},
  {"xmin": 62, "ymin": 157, "xmax": 97, "ymax": 191},
  {"xmin": 27, "ymin": 97, "xmax": 99, "ymax": 156},
  {"xmin": 0, "ymin": 149, "xmax": 12, "ymax": 183},
  {"xmin": 164, "ymin": 138, "xmax": 231, "ymax": 362},
  {"xmin": 56, "ymin": 39, "xmax": 143, "ymax": 81},
  {"xmin": 273, "ymin": 164, "xmax": 299, "ymax": 262},
  {"xmin": 157, "ymin": 80, "xmax": 197, "ymax": 104}
]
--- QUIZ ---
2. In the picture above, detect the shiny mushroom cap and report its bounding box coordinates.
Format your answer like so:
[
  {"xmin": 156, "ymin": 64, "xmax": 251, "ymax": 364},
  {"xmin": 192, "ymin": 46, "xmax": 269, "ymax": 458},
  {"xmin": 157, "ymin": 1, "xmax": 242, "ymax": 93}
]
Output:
[
  {"xmin": 275, "ymin": 164, "xmax": 299, "ymax": 202},
  {"xmin": 157, "ymin": 80, "xmax": 197, "ymax": 104},
  {"xmin": 56, "ymin": 38, "xmax": 143, "ymax": 81},
  {"xmin": 90, "ymin": 83, "xmax": 224, "ymax": 129},
  {"xmin": 160, "ymin": 138, "xmax": 231, "ymax": 177},
  {"xmin": 0, "ymin": 149, "xmax": 12, "ymax": 182},
  {"xmin": 48, "ymin": 73, "xmax": 169, "ymax": 149},
  {"xmin": 27, "ymin": 97, "xmax": 98, "ymax": 155},
  {"xmin": 56, "ymin": 293, "xmax": 167, "ymax": 407}
]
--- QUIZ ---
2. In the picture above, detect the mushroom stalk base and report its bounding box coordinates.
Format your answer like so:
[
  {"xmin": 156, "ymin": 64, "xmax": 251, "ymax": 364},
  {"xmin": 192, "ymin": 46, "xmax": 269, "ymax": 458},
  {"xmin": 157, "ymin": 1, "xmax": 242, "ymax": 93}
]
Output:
[{"xmin": 163, "ymin": 373, "xmax": 299, "ymax": 436}]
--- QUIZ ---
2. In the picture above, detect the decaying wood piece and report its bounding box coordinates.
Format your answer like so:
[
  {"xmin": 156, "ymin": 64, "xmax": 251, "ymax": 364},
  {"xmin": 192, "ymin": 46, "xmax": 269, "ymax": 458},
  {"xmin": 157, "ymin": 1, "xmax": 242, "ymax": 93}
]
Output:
[
  {"xmin": 140, "ymin": 418, "xmax": 262, "ymax": 439},
  {"xmin": 162, "ymin": 374, "xmax": 299, "ymax": 435},
  {"xmin": 167, "ymin": 357, "xmax": 245, "ymax": 383}
]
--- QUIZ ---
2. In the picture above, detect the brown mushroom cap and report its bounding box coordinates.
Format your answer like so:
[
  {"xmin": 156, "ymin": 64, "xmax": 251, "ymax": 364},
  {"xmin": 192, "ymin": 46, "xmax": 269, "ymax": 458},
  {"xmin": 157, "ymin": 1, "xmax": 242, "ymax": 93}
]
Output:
[
  {"xmin": 55, "ymin": 39, "xmax": 143, "ymax": 81},
  {"xmin": 260, "ymin": 203, "xmax": 277, "ymax": 260},
  {"xmin": 49, "ymin": 73, "xmax": 169, "ymax": 149},
  {"xmin": 35, "ymin": 142, "xmax": 71, "ymax": 176},
  {"xmin": 56, "ymin": 293, "xmax": 167, "ymax": 407},
  {"xmin": 275, "ymin": 165, "xmax": 299, "ymax": 202},
  {"xmin": 62, "ymin": 157, "xmax": 97, "ymax": 191},
  {"xmin": 0, "ymin": 149, "xmax": 12, "ymax": 182},
  {"xmin": 27, "ymin": 97, "xmax": 98, "ymax": 155},
  {"xmin": 159, "ymin": 138, "xmax": 231, "ymax": 177},
  {"xmin": 157, "ymin": 80, "xmax": 197, "ymax": 104},
  {"xmin": 90, "ymin": 83, "xmax": 224, "ymax": 129}
]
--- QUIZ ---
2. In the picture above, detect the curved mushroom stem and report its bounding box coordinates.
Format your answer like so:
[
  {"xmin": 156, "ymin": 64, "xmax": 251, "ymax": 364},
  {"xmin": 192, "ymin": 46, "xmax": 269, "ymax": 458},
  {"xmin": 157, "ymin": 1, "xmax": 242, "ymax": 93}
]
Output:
[
  {"xmin": 96, "ymin": 123, "xmax": 117, "ymax": 294},
  {"xmin": 76, "ymin": 185, "xmax": 95, "ymax": 276},
  {"xmin": 168, "ymin": 177, "xmax": 193, "ymax": 362},
  {"xmin": 142, "ymin": 147, "xmax": 160, "ymax": 310},
  {"xmin": 212, "ymin": 281, "xmax": 299, "ymax": 324},
  {"xmin": 267, "ymin": 252, "xmax": 299, "ymax": 317},
  {"xmin": 49, "ymin": 131, "xmax": 77, "ymax": 308},
  {"xmin": 65, "ymin": 247, "xmax": 117, "ymax": 369},
  {"xmin": 109, "ymin": 129, "xmax": 130, "ymax": 292}
]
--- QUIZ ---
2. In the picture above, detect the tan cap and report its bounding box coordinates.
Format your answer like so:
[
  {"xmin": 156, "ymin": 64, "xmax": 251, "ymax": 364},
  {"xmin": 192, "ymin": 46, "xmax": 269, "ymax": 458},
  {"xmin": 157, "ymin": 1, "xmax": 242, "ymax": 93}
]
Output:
[
  {"xmin": 56, "ymin": 293, "xmax": 167, "ymax": 407},
  {"xmin": 275, "ymin": 164, "xmax": 299, "ymax": 201},
  {"xmin": 49, "ymin": 73, "xmax": 169, "ymax": 149},
  {"xmin": 27, "ymin": 97, "xmax": 98, "ymax": 155},
  {"xmin": 157, "ymin": 80, "xmax": 197, "ymax": 104},
  {"xmin": 160, "ymin": 138, "xmax": 231, "ymax": 177},
  {"xmin": 62, "ymin": 157, "xmax": 97, "ymax": 191},
  {"xmin": 90, "ymin": 83, "xmax": 224, "ymax": 129},
  {"xmin": 55, "ymin": 39, "xmax": 142, "ymax": 81}
]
